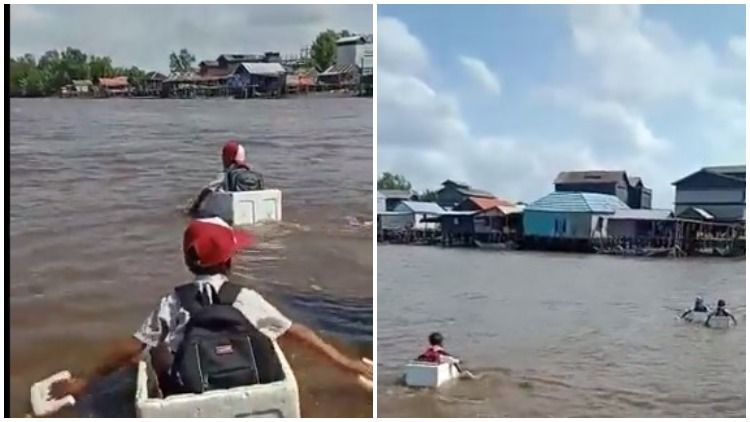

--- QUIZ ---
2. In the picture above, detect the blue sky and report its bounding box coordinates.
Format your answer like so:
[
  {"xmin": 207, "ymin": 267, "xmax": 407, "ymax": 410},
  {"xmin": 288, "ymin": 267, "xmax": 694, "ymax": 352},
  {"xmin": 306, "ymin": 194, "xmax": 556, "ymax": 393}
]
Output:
[{"xmin": 378, "ymin": 5, "xmax": 745, "ymax": 208}]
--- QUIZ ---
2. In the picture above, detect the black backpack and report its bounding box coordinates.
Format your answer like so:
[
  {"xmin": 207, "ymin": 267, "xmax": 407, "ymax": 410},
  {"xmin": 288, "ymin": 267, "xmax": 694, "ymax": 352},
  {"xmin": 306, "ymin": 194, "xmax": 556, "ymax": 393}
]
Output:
[
  {"xmin": 169, "ymin": 281, "xmax": 285, "ymax": 394},
  {"xmin": 224, "ymin": 165, "xmax": 264, "ymax": 192}
]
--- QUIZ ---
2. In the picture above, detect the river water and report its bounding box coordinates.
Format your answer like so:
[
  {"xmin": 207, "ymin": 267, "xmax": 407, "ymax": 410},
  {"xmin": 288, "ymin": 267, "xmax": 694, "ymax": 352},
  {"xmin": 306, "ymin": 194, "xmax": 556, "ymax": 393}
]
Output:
[
  {"xmin": 9, "ymin": 97, "xmax": 373, "ymax": 417},
  {"xmin": 378, "ymin": 245, "xmax": 745, "ymax": 417}
]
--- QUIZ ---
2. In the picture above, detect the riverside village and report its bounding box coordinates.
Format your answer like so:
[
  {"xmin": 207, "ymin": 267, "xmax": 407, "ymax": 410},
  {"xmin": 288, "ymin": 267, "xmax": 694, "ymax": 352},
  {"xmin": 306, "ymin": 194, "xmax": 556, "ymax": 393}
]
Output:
[
  {"xmin": 377, "ymin": 166, "xmax": 746, "ymax": 258},
  {"xmin": 10, "ymin": 33, "xmax": 373, "ymax": 99}
]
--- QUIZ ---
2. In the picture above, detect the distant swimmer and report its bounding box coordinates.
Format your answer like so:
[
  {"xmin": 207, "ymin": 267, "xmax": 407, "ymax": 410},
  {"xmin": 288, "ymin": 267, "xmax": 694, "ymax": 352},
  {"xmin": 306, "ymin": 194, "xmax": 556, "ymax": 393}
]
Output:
[
  {"xmin": 705, "ymin": 299, "xmax": 737, "ymax": 327},
  {"xmin": 189, "ymin": 140, "xmax": 265, "ymax": 216},
  {"xmin": 416, "ymin": 332, "xmax": 476, "ymax": 379},
  {"xmin": 681, "ymin": 296, "xmax": 710, "ymax": 319}
]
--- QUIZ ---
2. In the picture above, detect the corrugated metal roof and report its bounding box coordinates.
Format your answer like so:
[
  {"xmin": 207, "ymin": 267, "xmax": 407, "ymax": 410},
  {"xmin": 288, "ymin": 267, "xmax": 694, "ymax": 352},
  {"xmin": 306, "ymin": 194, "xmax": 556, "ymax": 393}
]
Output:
[
  {"xmin": 397, "ymin": 201, "xmax": 445, "ymax": 214},
  {"xmin": 673, "ymin": 165, "xmax": 746, "ymax": 185},
  {"xmin": 455, "ymin": 187, "xmax": 495, "ymax": 198},
  {"xmin": 555, "ymin": 170, "xmax": 627, "ymax": 185},
  {"xmin": 378, "ymin": 190, "xmax": 413, "ymax": 199},
  {"xmin": 527, "ymin": 192, "xmax": 629, "ymax": 213},
  {"xmin": 677, "ymin": 207, "xmax": 715, "ymax": 220},
  {"xmin": 321, "ymin": 64, "xmax": 359, "ymax": 75},
  {"xmin": 165, "ymin": 71, "xmax": 201, "ymax": 82},
  {"xmin": 439, "ymin": 211, "xmax": 478, "ymax": 216},
  {"xmin": 240, "ymin": 62, "xmax": 285, "ymax": 76},
  {"xmin": 145, "ymin": 72, "xmax": 166, "ymax": 81},
  {"xmin": 610, "ymin": 209, "xmax": 673, "ymax": 220},
  {"xmin": 219, "ymin": 54, "xmax": 264, "ymax": 62},
  {"xmin": 336, "ymin": 35, "xmax": 367, "ymax": 45},
  {"xmin": 705, "ymin": 165, "xmax": 746, "ymax": 175},
  {"xmin": 202, "ymin": 64, "xmax": 237, "ymax": 78}
]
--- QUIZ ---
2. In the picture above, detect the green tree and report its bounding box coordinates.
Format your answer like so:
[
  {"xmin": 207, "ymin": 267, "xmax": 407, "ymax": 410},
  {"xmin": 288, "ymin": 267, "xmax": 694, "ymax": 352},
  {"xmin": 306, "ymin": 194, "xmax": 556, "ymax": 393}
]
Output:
[
  {"xmin": 418, "ymin": 189, "xmax": 439, "ymax": 202},
  {"xmin": 310, "ymin": 29, "xmax": 338, "ymax": 71},
  {"xmin": 21, "ymin": 67, "xmax": 48, "ymax": 97},
  {"xmin": 9, "ymin": 54, "xmax": 37, "ymax": 96},
  {"xmin": 60, "ymin": 47, "xmax": 89, "ymax": 81},
  {"xmin": 123, "ymin": 66, "xmax": 147, "ymax": 87},
  {"xmin": 89, "ymin": 55, "xmax": 114, "ymax": 82},
  {"xmin": 169, "ymin": 48, "xmax": 196, "ymax": 73},
  {"xmin": 378, "ymin": 172, "xmax": 412, "ymax": 191}
]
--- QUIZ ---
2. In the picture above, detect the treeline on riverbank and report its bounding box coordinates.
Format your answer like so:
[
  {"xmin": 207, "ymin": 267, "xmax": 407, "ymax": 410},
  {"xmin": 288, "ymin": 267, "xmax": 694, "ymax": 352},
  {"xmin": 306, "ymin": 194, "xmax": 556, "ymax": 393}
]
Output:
[{"xmin": 10, "ymin": 47, "xmax": 149, "ymax": 97}]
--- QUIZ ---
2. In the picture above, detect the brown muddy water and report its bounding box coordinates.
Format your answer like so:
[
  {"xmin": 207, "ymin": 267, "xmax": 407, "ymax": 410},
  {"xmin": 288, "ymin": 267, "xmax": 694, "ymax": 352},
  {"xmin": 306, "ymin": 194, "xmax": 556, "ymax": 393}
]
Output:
[
  {"xmin": 378, "ymin": 245, "xmax": 745, "ymax": 417},
  {"xmin": 9, "ymin": 97, "xmax": 372, "ymax": 417}
]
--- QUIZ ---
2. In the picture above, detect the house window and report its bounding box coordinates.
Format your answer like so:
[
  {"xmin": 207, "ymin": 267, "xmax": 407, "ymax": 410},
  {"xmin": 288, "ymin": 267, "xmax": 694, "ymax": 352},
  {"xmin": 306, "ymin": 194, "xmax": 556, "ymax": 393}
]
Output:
[{"xmin": 454, "ymin": 217, "xmax": 459, "ymax": 225}]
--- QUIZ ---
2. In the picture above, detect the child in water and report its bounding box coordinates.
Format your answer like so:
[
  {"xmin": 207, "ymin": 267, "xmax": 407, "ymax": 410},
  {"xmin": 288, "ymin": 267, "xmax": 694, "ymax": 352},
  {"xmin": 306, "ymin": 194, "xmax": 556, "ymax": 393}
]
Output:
[
  {"xmin": 705, "ymin": 299, "xmax": 737, "ymax": 326},
  {"xmin": 416, "ymin": 332, "xmax": 476, "ymax": 378}
]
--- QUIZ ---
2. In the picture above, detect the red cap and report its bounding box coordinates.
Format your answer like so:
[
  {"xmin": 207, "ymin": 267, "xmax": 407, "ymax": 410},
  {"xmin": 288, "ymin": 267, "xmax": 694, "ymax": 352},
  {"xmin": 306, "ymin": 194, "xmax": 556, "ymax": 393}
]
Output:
[
  {"xmin": 183, "ymin": 217, "xmax": 254, "ymax": 267},
  {"xmin": 222, "ymin": 140, "xmax": 246, "ymax": 168}
]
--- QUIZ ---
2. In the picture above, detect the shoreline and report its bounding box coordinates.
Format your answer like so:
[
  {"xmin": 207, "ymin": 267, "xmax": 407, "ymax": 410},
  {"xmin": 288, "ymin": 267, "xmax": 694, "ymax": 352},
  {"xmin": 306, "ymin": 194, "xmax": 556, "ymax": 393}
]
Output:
[{"xmin": 10, "ymin": 90, "xmax": 373, "ymax": 100}]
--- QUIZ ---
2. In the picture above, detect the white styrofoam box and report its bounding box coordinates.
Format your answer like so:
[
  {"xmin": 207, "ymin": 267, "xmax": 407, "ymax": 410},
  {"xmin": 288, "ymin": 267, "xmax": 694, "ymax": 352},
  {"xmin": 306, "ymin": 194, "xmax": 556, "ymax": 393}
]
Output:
[
  {"xmin": 706, "ymin": 315, "xmax": 733, "ymax": 329},
  {"xmin": 135, "ymin": 342, "xmax": 300, "ymax": 418},
  {"xmin": 404, "ymin": 361, "xmax": 460, "ymax": 388},
  {"xmin": 30, "ymin": 370, "xmax": 76, "ymax": 416},
  {"xmin": 201, "ymin": 189, "xmax": 282, "ymax": 226},
  {"xmin": 683, "ymin": 311, "xmax": 708, "ymax": 324}
]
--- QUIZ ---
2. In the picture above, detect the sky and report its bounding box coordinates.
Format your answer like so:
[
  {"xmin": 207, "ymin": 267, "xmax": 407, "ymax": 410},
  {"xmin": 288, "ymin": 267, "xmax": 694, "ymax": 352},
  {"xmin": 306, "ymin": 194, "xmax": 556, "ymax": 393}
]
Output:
[
  {"xmin": 10, "ymin": 4, "xmax": 372, "ymax": 72},
  {"xmin": 378, "ymin": 5, "xmax": 746, "ymax": 208}
]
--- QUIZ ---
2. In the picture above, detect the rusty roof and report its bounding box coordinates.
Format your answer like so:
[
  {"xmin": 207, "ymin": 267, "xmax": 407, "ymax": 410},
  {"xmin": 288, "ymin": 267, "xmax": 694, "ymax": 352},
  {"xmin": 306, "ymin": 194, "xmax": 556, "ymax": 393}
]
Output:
[
  {"xmin": 98, "ymin": 76, "xmax": 129, "ymax": 87},
  {"xmin": 201, "ymin": 64, "xmax": 238, "ymax": 78},
  {"xmin": 555, "ymin": 170, "xmax": 627, "ymax": 185},
  {"xmin": 462, "ymin": 196, "xmax": 523, "ymax": 215}
]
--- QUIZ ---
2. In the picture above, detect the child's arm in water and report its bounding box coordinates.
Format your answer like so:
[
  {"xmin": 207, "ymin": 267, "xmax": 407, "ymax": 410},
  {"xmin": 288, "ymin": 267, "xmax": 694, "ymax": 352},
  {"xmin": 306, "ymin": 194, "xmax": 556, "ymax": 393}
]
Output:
[
  {"xmin": 49, "ymin": 336, "xmax": 146, "ymax": 399},
  {"xmin": 281, "ymin": 323, "xmax": 372, "ymax": 383}
]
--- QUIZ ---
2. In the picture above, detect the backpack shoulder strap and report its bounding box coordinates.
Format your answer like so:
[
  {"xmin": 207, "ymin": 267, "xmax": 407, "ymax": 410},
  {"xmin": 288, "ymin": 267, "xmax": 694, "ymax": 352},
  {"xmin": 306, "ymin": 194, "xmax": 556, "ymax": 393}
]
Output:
[
  {"xmin": 217, "ymin": 281, "xmax": 242, "ymax": 305},
  {"xmin": 175, "ymin": 283, "xmax": 203, "ymax": 314}
]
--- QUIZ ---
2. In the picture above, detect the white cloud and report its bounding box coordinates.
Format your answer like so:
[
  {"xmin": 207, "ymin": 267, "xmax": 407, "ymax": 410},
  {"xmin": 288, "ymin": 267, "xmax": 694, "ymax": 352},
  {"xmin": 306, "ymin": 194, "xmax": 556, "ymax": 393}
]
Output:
[
  {"xmin": 729, "ymin": 36, "xmax": 745, "ymax": 60},
  {"xmin": 568, "ymin": 5, "xmax": 743, "ymax": 107},
  {"xmin": 10, "ymin": 5, "xmax": 48, "ymax": 24},
  {"xmin": 379, "ymin": 9, "xmax": 744, "ymax": 208},
  {"xmin": 378, "ymin": 16, "xmax": 430, "ymax": 76},
  {"xmin": 378, "ymin": 18, "xmax": 600, "ymax": 202},
  {"xmin": 458, "ymin": 55, "xmax": 502, "ymax": 95}
]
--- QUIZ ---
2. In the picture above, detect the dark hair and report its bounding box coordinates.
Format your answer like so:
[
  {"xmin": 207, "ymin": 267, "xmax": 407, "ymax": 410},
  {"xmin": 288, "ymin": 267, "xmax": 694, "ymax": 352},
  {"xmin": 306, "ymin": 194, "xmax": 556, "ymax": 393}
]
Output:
[
  {"xmin": 718, "ymin": 299, "xmax": 726, "ymax": 307},
  {"xmin": 184, "ymin": 247, "xmax": 231, "ymax": 276},
  {"xmin": 428, "ymin": 332, "xmax": 444, "ymax": 346}
]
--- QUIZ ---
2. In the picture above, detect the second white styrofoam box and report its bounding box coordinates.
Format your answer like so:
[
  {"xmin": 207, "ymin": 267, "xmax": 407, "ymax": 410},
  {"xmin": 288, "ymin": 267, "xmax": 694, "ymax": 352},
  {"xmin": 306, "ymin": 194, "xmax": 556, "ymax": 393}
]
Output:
[
  {"xmin": 135, "ymin": 342, "xmax": 300, "ymax": 418},
  {"xmin": 706, "ymin": 315, "xmax": 733, "ymax": 329},
  {"xmin": 201, "ymin": 189, "xmax": 282, "ymax": 226},
  {"xmin": 404, "ymin": 361, "xmax": 460, "ymax": 388}
]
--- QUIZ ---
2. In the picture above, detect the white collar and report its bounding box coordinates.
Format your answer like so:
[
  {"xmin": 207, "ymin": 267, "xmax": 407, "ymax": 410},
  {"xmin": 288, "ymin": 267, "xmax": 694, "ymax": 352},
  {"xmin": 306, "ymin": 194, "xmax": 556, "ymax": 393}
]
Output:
[{"xmin": 193, "ymin": 274, "xmax": 228, "ymax": 293}]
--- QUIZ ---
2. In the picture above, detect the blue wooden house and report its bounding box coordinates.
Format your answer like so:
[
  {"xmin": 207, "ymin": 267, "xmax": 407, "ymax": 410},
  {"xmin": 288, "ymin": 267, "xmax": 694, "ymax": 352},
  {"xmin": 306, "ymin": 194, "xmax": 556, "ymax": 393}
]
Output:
[{"xmin": 523, "ymin": 192, "xmax": 630, "ymax": 241}]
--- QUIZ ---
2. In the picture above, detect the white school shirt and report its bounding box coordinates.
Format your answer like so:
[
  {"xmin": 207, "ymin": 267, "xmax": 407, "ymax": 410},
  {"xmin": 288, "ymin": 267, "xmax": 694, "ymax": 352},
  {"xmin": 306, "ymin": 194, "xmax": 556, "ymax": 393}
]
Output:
[{"xmin": 133, "ymin": 274, "xmax": 292, "ymax": 353}]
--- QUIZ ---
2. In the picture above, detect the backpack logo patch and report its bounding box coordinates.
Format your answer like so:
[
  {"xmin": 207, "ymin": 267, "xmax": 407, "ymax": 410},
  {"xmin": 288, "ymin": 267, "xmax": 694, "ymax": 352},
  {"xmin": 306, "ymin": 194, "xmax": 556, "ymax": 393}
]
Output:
[{"xmin": 215, "ymin": 344, "xmax": 234, "ymax": 355}]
